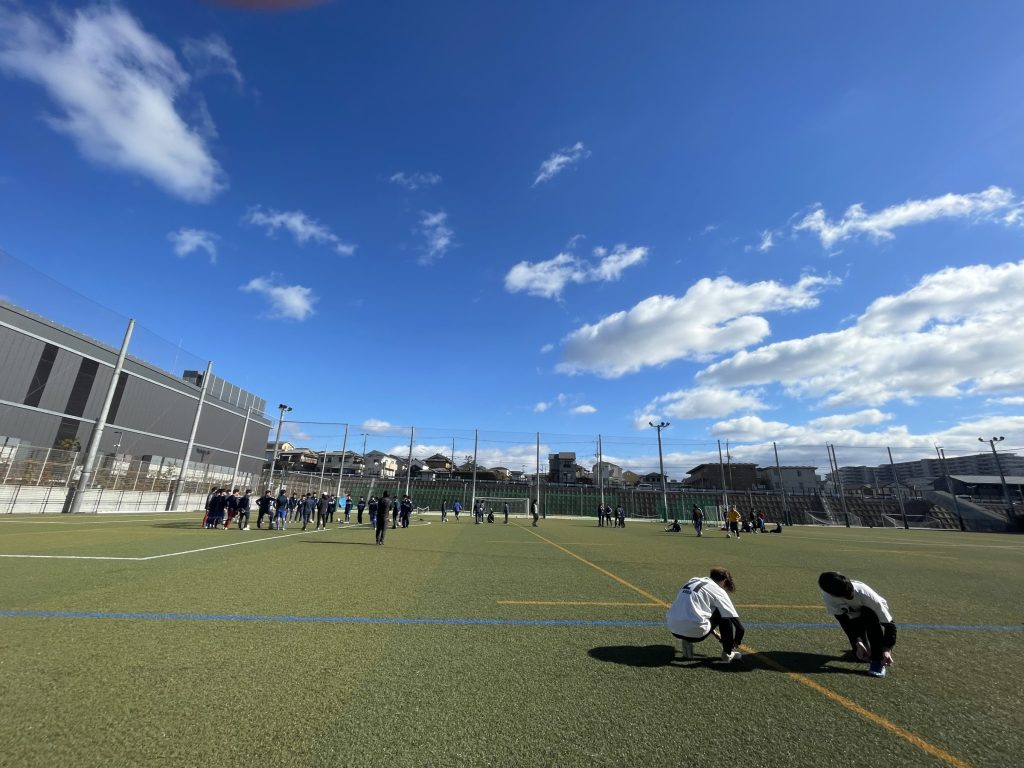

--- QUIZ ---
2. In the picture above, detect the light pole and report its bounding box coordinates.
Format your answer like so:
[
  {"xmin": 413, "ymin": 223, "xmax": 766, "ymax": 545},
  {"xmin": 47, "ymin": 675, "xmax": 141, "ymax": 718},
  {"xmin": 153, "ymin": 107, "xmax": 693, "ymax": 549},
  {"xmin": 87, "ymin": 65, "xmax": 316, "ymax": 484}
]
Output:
[
  {"xmin": 649, "ymin": 421, "xmax": 670, "ymax": 522},
  {"xmin": 267, "ymin": 404, "xmax": 292, "ymax": 492},
  {"xmin": 978, "ymin": 436, "xmax": 1012, "ymax": 510},
  {"xmin": 360, "ymin": 433, "xmax": 368, "ymax": 476},
  {"xmin": 936, "ymin": 445, "xmax": 965, "ymax": 531}
]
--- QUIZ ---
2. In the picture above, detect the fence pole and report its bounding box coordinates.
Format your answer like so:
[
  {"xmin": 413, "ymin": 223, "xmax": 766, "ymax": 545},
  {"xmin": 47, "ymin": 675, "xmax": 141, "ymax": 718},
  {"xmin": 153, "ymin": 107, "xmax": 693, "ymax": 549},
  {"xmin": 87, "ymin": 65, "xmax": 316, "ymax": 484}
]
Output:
[
  {"xmin": 470, "ymin": 429, "xmax": 478, "ymax": 515},
  {"xmin": 229, "ymin": 407, "xmax": 251, "ymax": 493},
  {"xmin": 334, "ymin": 424, "xmax": 349, "ymax": 500},
  {"xmin": 404, "ymin": 426, "xmax": 414, "ymax": 499},
  {"xmin": 69, "ymin": 319, "xmax": 134, "ymax": 514},
  {"xmin": 887, "ymin": 446, "xmax": 909, "ymax": 529},
  {"xmin": 773, "ymin": 441, "xmax": 791, "ymax": 526},
  {"xmin": 169, "ymin": 360, "xmax": 212, "ymax": 510}
]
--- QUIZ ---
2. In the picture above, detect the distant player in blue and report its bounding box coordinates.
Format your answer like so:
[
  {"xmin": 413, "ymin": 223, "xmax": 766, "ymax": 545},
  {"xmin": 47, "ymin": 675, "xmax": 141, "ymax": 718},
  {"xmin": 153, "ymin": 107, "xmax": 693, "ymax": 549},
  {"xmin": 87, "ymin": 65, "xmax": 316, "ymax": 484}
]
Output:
[
  {"xmin": 275, "ymin": 490, "xmax": 289, "ymax": 531},
  {"xmin": 357, "ymin": 496, "xmax": 366, "ymax": 524},
  {"xmin": 400, "ymin": 494, "xmax": 413, "ymax": 528},
  {"xmin": 344, "ymin": 494, "xmax": 353, "ymax": 524},
  {"xmin": 368, "ymin": 496, "xmax": 378, "ymax": 527},
  {"xmin": 452, "ymin": 500, "xmax": 462, "ymax": 522}
]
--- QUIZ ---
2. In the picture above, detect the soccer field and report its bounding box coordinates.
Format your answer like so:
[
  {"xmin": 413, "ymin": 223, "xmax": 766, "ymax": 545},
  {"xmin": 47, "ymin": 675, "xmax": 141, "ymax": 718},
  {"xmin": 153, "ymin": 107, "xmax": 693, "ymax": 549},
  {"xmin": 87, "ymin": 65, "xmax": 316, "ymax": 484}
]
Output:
[{"xmin": 1, "ymin": 513, "xmax": 1020, "ymax": 768}]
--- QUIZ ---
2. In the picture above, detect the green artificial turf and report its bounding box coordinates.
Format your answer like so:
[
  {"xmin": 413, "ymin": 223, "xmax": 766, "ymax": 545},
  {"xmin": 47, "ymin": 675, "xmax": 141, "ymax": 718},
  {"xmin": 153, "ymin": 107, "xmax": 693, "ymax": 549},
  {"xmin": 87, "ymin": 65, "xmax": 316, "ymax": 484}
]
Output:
[{"xmin": 0, "ymin": 513, "xmax": 1021, "ymax": 767}]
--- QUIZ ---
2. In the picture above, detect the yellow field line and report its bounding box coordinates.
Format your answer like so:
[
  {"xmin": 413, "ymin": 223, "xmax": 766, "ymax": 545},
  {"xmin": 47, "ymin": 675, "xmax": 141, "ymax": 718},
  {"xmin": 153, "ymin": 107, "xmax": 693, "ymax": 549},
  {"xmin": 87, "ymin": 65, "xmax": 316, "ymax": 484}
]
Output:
[
  {"xmin": 498, "ymin": 600, "xmax": 660, "ymax": 607},
  {"xmin": 515, "ymin": 523, "xmax": 973, "ymax": 768}
]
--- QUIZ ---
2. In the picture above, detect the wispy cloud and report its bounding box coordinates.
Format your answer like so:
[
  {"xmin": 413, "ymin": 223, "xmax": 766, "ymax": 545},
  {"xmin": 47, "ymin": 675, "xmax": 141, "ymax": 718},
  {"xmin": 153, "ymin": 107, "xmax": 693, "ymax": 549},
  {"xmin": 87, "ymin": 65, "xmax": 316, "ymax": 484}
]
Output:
[
  {"xmin": 533, "ymin": 402, "xmax": 550, "ymax": 413},
  {"xmin": 246, "ymin": 207, "xmax": 355, "ymax": 256},
  {"xmin": 570, "ymin": 404, "xmax": 597, "ymax": 415},
  {"xmin": 240, "ymin": 275, "xmax": 316, "ymax": 321},
  {"xmin": 182, "ymin": 34, "xmax": 242, "ymax": 86},
  {"xmin": 539, "ymin": 343, "xmax": 554, "ymax": 354},
  {"xmin": 532, "ymin": 141, "xmax": 590, "ymax": 186},
  {"xmin": 794, "ymin": 186, "xmax": 1022, "ymax": 248},
  {"xmin": 757, "ymin": 230, "xmax": 775, "ymax": 252},
  {"xmin": 557, "ymin": 274, "xmax": 835, "ymax": 378},
  {"xmin": 419, "ymin": 210, "xmax": 453, "ymax": 264},
  {"xmin": 389, "ymin": 171, "xmax": 442, "ymax": 191},
  {"xmin": 168, "ymin": 228, "xmax": 218, "ymax": 263},
  {"xmin": 505, "ymin": 244, "xmax": 647, "ymax": 300},
  {"xmin": 360, "ymin": 419, "xmax": 398, "ymax": 434},
  {"xmin": 0, "ymin": 5, "xmax": 224, "ymax": 202}
]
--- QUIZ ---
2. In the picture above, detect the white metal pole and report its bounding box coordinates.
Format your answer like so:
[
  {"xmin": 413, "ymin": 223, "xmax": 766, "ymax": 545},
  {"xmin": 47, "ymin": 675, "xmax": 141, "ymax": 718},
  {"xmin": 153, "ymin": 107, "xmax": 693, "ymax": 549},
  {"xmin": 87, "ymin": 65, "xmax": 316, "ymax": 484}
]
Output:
[
  {"xmin": 717, "ymin": 439, "xmax": 729, "ymax": 510},
  {"xmin": 334, "ymin": 424, "xmax": 349, "ymax": 499},
  {"xmin": 598, "ymin": 434, "xmax": 605, "ymax": 509},
  {"xmin": 404, "ymin": 426, "xmax": 414, "ymax": 498},
  {"xmin": 35, "ymin": 447, "xmax": 51, "ymax": 485},
  {"xmin": 229, "ymin": 407, "xmax": 251, "ymax": 492},
  {"xmin": 535, "ymin": 432, "xmax": 541, "ymax": 516},
  {"xmin": 169, "ymin": 360, "xmax": 212, "ymax": 510},
  {"xmin": 317, "ymin": 441, "xmax": 328, "ymax": 495},
  {"xmin": 887, "ymin": 446, "xmax": 909, "ymax": 529},
  {"xmin": 69, "ymin": 319, "xmax": 134, "ymax": 514},
  {"xmin": 773, "ymin": 441, "xmax": 790, "ymax": 526},
  {"xmin": 470, "ymin": 429, "xmax": 478, "ymax": 514}
]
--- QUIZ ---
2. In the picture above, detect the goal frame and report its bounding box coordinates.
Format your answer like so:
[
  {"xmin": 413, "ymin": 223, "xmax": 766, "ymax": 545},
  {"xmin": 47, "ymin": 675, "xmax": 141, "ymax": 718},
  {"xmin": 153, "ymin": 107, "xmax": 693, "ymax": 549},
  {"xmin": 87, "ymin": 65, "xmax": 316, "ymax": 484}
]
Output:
[{"xmin": 475, "ymin": 496, "xmax": 530, "ymax": 519}]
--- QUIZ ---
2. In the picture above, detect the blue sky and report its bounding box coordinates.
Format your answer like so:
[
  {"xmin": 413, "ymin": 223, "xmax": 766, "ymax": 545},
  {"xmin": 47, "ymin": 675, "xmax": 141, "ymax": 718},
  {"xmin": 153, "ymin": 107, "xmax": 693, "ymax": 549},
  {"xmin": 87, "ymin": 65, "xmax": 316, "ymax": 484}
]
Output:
[{"xmin": 2, "ymin": 1, "xmax": 1023, "ymax": 475}]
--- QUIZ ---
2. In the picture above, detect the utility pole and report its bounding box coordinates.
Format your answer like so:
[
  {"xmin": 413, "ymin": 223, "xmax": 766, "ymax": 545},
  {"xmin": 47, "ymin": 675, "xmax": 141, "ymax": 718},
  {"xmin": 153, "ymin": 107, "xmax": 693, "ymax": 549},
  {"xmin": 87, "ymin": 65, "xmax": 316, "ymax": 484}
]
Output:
[
  {"xmin": 470, "ymin": 429, "xmax": 479, "ymax": 516},
  {"xmin": 717, "ymin": 439, "xmax": 729, "ymax": 512},
  {"xmin": 333, "ymin": 424, "xmax": 349, "ymax": 500},
  {"xmin": 404, "ymin": 426, "xmax": 414, "ymax": 498},
  {"xmin": 649, "ymin": 421, "xmax": 670, "ymax": 523},
  {"xmin": 535, "ymin": 432, "xmax": 541, "ymax": 518},
  {"xmin": 597, "ymin": 434, "xmax": 605, "ymax": 511}
]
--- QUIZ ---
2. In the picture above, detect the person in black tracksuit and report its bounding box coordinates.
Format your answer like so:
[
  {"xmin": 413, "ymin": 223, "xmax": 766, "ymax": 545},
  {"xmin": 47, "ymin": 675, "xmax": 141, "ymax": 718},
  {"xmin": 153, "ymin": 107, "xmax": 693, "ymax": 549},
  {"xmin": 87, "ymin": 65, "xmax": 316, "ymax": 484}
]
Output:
[
  {"xmin": 375, "ymin": 492, "xmax": 390, "ymax": 545},
  {"xmin": 255, "ymin": 491, "xmax": 273, "ymax": 529},
  {"xmin": 316, "ymin": 493, "xmax": 331, "ymax": 530},
  {"xmin": 399, "ymin": 495, "xmax": 412, "ymax": 528},
  {"xmin": 357, "ymin": 497, "xmax": 366, "ymax": 524},
  {"xmin": 236, "ymin": 491, "xmax": 251, "ymax": 530}
]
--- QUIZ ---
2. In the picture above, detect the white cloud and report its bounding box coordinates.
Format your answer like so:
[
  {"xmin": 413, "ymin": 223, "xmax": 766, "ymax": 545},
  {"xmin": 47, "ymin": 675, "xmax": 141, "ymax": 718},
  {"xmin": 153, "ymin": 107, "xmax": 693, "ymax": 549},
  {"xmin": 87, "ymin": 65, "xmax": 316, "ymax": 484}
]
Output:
[
  {"xmin": 533, "ymin": 402, "xmax": 550, "ymax": 413},
  {"xmin": 539, "ymin": 343, "xmax": 554, "ymax": 354},
  {"xmin": 246, "ymin": 207, "xmax": 355, "ymax": 256},
  {"xmin": 640, "ymin": 387, "xmax": 769, "ymax": 423},
  {"xmin": 700, "ymin": 260, "xmax": 1024, "ymax": 407},
  {"xmin": 570, "ymin": 404, "xmax": 597, "ymax": 415},
  {"xmin": 389, "ymin": 171, "xmax": 442, "ymax": 190},
  {"xmin": 360, "ymin": 419, "xmax": 398, "ymax": 434},
  {"xmin": 557, "ymin": 274, "xmax": 835, "ymax": 378},
  {"xmin": 505, "ymin": 244, "xmax": 648, "ymax": 299},
  {"xmin": 240, "ymin": 275, "xmax": 316, "ymax": 321},
  {"xmin": 757, "ymin": 230, "xmax": 775, "ymax": 252},
  {"xmin": 532, "ymin": 141, "xmax": 590, "ymax": 186},
  {"xmin": 418, "ymin": 211, "xmax": 453, "ymax": 264},
  {"xmin": 167, "ymin": 228, "xmax": 217, "ymax": 263},
  {"xmin": 182, "ymin": 34, "xmax": 242, "ymax": 86},
  {"xmin": 794, "ymin": 186, "xmax": 1021, "ymax": 248},
  {"xmin": 0, "ymin": 6, "xmax": 224, "ymax": 202}
]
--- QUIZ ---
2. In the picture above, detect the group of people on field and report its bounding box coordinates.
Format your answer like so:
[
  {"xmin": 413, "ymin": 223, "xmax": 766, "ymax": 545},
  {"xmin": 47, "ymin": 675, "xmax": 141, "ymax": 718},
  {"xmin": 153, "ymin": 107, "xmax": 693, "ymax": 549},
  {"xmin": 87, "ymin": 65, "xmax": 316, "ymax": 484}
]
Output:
[
  {"xmin": 596, "ymin": 503, "xmax": 626, "ymax": 528},
  {"xmin": 666, "ymin": 505, "xmax": 781, "ymax": 536},
  {"xmin": 667, "ymin": 567, "xmax": 898, "ymax": 678}
]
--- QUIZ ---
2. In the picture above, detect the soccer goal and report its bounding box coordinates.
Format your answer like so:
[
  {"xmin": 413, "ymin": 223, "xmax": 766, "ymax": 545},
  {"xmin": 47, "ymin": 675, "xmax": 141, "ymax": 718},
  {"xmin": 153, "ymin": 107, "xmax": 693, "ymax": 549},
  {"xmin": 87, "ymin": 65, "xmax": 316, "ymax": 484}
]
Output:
[{"xmin": 476, "ymin": 497, "xmax": 530, "ymax": 519}]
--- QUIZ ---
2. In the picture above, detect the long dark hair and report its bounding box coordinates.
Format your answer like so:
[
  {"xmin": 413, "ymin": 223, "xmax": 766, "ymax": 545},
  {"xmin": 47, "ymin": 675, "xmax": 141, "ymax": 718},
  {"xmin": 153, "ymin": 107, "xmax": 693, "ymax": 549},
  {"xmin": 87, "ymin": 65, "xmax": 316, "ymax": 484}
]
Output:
[{"xmin": 710, "ymin": 567, "xmax": 735, "ymax": 593}]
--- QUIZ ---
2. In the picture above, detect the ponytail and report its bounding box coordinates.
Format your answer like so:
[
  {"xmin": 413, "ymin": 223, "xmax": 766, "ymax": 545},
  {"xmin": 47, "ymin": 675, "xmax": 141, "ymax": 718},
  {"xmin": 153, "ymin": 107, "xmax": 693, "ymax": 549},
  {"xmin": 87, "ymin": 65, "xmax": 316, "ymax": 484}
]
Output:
[{"xmin": 710, "ymin": 567, "xmax": 735, "ymax": 593}]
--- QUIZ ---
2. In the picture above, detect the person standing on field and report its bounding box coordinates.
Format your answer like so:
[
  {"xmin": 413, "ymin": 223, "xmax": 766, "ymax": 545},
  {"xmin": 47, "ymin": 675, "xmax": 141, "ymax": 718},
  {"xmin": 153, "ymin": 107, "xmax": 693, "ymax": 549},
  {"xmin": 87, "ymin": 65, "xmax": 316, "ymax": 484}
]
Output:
[
  {"xmin": 503, "ymin": 502, "xmax": 509, "ymax": 524},
  {"xmin": 368, "ymin": 496, "xmax": 378, "ymax": 528},
  {"xmin": 691, "ymin": 505, "xmax": 704, "ymax": 537},
  {"xmin": 375, "ymin": 492, "xmax": 390, "ymax": 545},
  {"xmin": 441, "ymin": 499, "xmax": 448, "ymax": 523},
  {"xmin": 344, "ymin": 494, "xmax": 353, "ymax": 524},
  {"xmin": 818, "ymin": 572, "xmax": 897, "ymax": 678},
  {"xmin": 275, "ymin": 489, "xmax": 289, "ymax": 531},
  {"xmin": 400, "ymin": 494, "xmax": 412, "ymax": 528},
  {"xmin": 726, "ymin": 506, "xmax": 741, "ymax": 538},
  {"xmin": 255, "ymin": 490, "xmax": 273, "ymax": 529},
  {"xmin": 237, "ymin": 490, "xmax": 251, "ymax": 530},
  {"xmin": 666, "ymin": 567, "xmax": 745, "ymax": 663},
  {"xmin": 357, "ymin": 496, "xmax": 366, "ymax": 524},
  {"xmin": 316, "ymin": 493, "xmax": 331, "ymax": 530},
  {"xmin": 452, "ymin": 499, "xmax": 462, "ymax": 522},
  {"xmin": 531, "ymin": 500, "xmax": 539, "ymax": 526}
]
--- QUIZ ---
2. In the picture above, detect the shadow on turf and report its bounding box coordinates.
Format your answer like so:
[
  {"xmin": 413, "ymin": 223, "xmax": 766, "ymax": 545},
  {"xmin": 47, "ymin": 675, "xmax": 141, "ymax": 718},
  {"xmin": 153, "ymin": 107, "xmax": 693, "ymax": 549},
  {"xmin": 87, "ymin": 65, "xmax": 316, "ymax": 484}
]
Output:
[
  {"xmin": 747, "ymin": 650, "xmax": 865, "ymax": 676},
  {"xmin": 589, "ymin": 644, "xmax": 752, "ymax": 671}
]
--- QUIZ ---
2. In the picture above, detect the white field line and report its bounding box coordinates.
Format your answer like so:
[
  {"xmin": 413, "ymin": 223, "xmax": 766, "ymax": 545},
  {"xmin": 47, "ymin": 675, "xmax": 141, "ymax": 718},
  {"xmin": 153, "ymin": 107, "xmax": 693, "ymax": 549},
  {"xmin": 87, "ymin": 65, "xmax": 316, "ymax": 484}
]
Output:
[{"xmin": 0, "ymin": 520, "xmax": 432, "ymax": 561}]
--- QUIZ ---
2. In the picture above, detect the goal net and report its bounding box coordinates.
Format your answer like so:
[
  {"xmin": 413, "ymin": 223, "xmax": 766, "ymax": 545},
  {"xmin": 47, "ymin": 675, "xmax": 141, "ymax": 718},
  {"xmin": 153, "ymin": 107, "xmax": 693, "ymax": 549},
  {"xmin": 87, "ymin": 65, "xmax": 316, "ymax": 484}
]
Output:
[{"xmin": 476, "ymin": 497, "xmax": 530, "ymax": 520}]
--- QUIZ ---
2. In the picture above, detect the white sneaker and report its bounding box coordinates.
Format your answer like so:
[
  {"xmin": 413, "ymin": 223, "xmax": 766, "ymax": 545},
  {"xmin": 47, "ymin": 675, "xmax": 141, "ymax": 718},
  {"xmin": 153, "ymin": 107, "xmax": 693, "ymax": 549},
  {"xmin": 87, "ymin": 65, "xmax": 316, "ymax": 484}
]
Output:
[
  {"xmin": 680, "ymin": 639, "xmax": 694, "ymax": 660},
  {"xmin": 719, "ymin": 651, "xmax": 741, "ymax": 663},
  {"xmin": 243, "ymin": 526, "xmax": 250, "ymax": 531}
]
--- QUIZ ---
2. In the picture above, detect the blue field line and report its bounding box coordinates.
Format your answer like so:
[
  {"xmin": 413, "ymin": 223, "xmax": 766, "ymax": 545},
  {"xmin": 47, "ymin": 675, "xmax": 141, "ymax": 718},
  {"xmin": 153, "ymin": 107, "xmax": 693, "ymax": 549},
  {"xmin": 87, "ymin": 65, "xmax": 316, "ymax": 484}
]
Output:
[{"xmin": 0, "ymin": 609, "xmax": 1020, "ymax": 632}]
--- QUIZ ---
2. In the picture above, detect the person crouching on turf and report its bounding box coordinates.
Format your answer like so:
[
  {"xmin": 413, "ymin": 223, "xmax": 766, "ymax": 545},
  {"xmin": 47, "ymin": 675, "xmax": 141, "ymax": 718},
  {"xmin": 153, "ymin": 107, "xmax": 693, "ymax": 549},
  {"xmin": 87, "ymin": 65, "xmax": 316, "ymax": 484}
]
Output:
[
  {"xmin": 664, "ymin": 520, "xmax": 681, "ymax": 533},
  {"xmin": 818, "ymin": 571, "xmax": 897, "ymax": 678},
  {"xmin": 666, "ymin": 567, "xmax": 745, "ymax": 663}
]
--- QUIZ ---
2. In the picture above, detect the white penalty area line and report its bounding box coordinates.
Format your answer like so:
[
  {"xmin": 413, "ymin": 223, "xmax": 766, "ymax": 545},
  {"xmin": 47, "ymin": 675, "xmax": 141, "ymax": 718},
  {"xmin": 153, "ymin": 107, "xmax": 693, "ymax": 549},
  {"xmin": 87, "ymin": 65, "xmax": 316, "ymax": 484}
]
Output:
[{"xmin": 0, "ymin": 519, "xmax": 433, "ymax": 561}]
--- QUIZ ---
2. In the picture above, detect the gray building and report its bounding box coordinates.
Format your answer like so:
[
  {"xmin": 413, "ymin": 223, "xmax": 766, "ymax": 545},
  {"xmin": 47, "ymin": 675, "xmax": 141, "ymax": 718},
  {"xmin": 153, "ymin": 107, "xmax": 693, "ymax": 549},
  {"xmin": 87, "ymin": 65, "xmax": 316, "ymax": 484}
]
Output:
[
  {"xmin": 0, "ymin": 299, "xmax": 270, "ymax": 484},
  {"xmin": 757, "ymin": 465, "xmax": 822, "ymax": 494}
]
